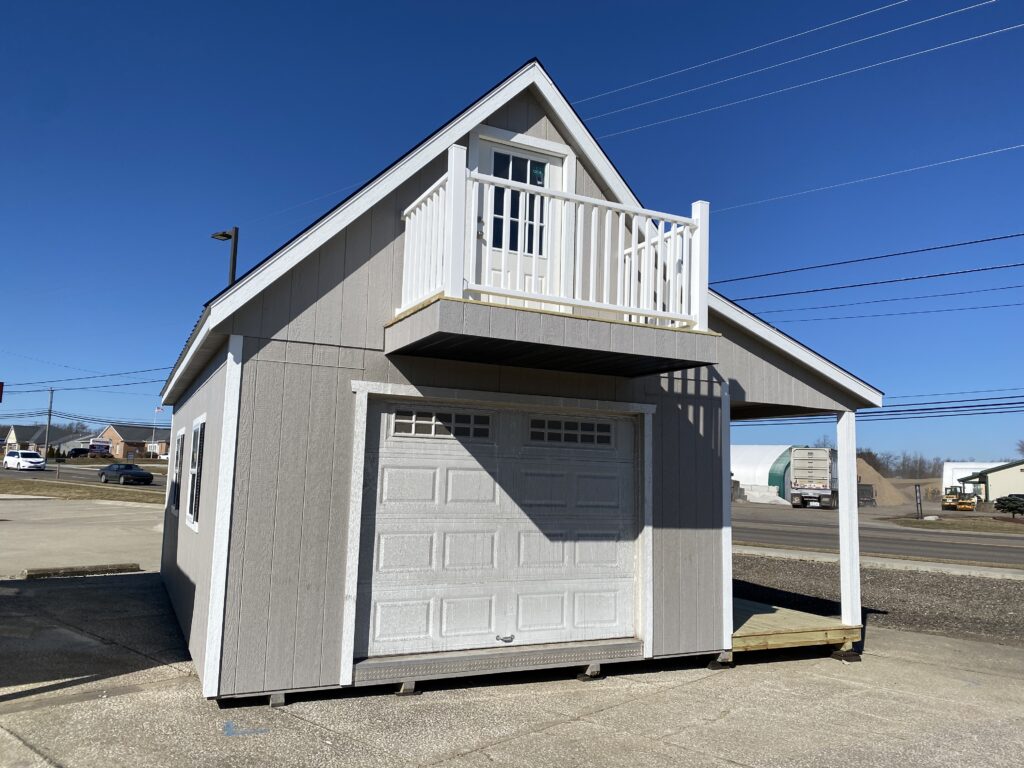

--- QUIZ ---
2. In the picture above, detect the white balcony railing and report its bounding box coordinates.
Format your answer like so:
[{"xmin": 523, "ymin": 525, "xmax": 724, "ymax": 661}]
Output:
[{"xmin": 400, "ymin": 145, "xmax": 709, "ymax": 330}]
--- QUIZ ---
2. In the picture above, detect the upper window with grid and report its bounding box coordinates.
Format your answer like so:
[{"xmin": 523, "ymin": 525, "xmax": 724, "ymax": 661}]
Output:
[
  {"xmin": 529, "ymin": 418, "xmax": 612, "ymax": 446},
  {"xmin": 490, "ymin": 150, "xmax": 547, "ymax": 256},
  {"xmin": 393, "ymin": 410, "xmax": 492, "ymax": 440}
]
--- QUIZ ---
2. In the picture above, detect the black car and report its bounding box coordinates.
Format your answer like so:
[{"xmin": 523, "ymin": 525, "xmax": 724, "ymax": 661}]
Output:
[
  {"xmin": 67, "ymin": 448, "xmax": 90, "ymax": 459},
  {"xmin": 98, "ymin": 463, "xmax": 154, "ymax": 485}
]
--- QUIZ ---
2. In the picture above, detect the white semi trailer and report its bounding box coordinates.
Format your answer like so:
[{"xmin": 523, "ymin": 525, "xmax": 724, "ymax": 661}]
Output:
[{"xmin": 789, "ymin": 447, "xmax": 838, "ymax": 509}]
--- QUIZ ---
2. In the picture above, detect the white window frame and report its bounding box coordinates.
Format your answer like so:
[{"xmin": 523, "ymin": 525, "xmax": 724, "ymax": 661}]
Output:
[
  {"xmin": 170, "ymin": 427, "xmax": 186, "ymax": 515},
  {"xmin": 185, "ymin": 414, "xmax": 207, "ymax": 532},
  {"xmin": 468, "ymin": 126, "xmax": 576, "ymax": 193}
]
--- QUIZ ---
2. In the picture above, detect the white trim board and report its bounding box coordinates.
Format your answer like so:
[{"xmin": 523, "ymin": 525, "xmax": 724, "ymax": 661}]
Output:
[
  {"xmin": 708, "ymin": 292, "xmax": 883, "ymax": 407},
  {"xmin": 338, "ymin": 380, "xmax": 657, "ymax": 687},
  {"xmin": 161, "ymin": 61, "xmax": 637, "ymax": 403},
  {"xmin": 202, "ymin": 334, "xmax": 243, "ymax": 699}
]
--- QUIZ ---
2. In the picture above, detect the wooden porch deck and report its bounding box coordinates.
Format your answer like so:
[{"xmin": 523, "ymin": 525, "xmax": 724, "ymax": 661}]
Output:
[{"xmin": 733, "ymin": 598, "xmax": 861, "ymax": 652}]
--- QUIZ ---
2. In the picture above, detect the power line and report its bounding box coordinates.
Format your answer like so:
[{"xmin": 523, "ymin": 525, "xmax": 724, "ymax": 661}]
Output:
[
  {"xmin": 888, "ymin": 386, "xmax": 1024, "ymax": 400},
  {"xmin": 711, "ymin": 231, "xmax": 1024, "ymax": 286},
  {"xmin": 731, "ymin": 261, "xmax": 1024, "ymax": 301},
  {"xmin": 7, "ymin": 367, "xmax": 173, "ymax": 387},
  {"xmin": 773, "ymin": 300, "xmax": 1024, "ymax": 322},
  {"xmin": 734, "ymin": 401, "xmax": 1024, "ymax": 427},
  {"xmin": 717, "ymin": 143, "xmax": 1024, "ymax": 213},
  {"xmin": 756, "ymin": 283, "xmax": 1024, "ymax": 315},
  {"xmin": 573, "ymin": 0, "xmax": 911, "ymax": 104},
  {"xmin": 586, "ymin": 1, "xmax": 994, "ymax": 120},
  {"xmin": 598, "ymin": 23, "xmax": 1024, "ymax": 139},
  {"xmin": 0, "ymin": 349, "xmax": 102, "ymax": 375},
  {"xmin": 6, "ymin": 379, "xmax": 166, "ymax": 394}
]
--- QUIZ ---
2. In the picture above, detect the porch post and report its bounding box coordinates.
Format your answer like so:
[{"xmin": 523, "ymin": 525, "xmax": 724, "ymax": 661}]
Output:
[
  {"xmin": 720, "ymin": 382, "xmax": 733, "ymax": 652},
  {"xmin": 444, "ymin": 144, "xmax": 468, "ymax": 299},
  {"xmin": 836, "ymin": 411, "xmax": 861, "ymax": 627},
  {"xmin": 689, "ymin": 201, "xmax": 709, "ymax": 331}
]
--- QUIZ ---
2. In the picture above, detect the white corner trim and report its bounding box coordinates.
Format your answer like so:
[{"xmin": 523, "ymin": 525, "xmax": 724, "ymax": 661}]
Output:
[
  {"xmin": 708, "ymin": 292, "xmax": 884, "ymax": 407},
  {"xmin": 720, "ymin": 385, "xmax": 733, "ymax": 651},
  {"xmin": 837, "ymin": 411, "xmax": 861, "ymax": 628},
  {"xmin": 339, "ymin": 386, "xmax": 371, "ymax": 687},
  {"xmin": 641, "ymin": 411, "xmax": 655, "ymax": 659},
  {"xmin": 164, "ymin": 62, "xmax": 644, "ymax": 401},
  {"xmin": 202, "ymin": 335, "xmax": 243, "ymax": 699}
]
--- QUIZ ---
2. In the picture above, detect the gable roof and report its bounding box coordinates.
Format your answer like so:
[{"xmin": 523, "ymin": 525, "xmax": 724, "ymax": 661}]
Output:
[
  {"xmin": 105, "ymin": 424, "xmax": 172, "ymax": 443},
  {"xmin": 5, "ymin": 424, "xmax": 76, "ymax": 445},
  {"xmin": 161, "ymin": 58, "xmax": 881, "ymax": 410}
]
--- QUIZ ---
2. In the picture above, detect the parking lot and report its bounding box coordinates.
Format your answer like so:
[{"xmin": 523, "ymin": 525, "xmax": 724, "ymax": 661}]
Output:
[
  {"xmin": 1, "ymin": 571, "xmax": 1023, "ymax": 768},
  {"xmin": 4, "ymin": 463, "xmax": 166, "ymax": 490}
]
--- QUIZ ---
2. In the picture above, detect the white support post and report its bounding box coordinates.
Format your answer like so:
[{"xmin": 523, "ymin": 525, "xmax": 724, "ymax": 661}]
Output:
[
  {"xmin": 720, "ymin": 383, "xmax": 733, "ymax": 651},
  {"xmin": 443, "ymin": 144, "xmax": 468, "ymax": 299},
  {"xmin": 689, "ymin": 200, "xmax": 710, "ymax": 330},
  {"xmin": 837, "ymin": 411, "xmax": 861, "ymax": 627}
]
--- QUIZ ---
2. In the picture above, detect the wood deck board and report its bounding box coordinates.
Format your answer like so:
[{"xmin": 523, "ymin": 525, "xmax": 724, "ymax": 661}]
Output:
[{"xmin": 732, "ymin": 598, "xmax": 861, "ymax": 652}]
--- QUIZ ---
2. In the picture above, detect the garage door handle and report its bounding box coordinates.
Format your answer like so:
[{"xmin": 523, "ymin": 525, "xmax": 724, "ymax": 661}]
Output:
[{"xmin": 496, "ymin": 634, "xmax": 515, "ymax": 643}]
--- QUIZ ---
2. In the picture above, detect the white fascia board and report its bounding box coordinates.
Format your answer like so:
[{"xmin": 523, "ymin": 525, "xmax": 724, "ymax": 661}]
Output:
[
  {"xmin": 708, "ymin": 292, "xmax": 883, "ymax": 408},
  {"xmin": 164, "ymin": 62, "xmax": 644, "ymax": 400}
]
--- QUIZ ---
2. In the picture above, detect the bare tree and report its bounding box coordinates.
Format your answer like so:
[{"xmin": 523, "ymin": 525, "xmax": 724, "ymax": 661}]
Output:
[
  {"xmin": 1017, "ymin": 439, "xmax": 1024, "ymax": 457},
  {"xmin": 813, "ymin": 433, "xmax": 835, "ymax": 449}
]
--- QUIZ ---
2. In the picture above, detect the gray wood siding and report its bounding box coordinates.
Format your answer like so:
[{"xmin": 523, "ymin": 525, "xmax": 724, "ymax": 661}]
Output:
[
  {"xmin": 710, "ymin": 315, "xmax": 860, "ymax": 412},
  {"xmin": 219, "ymin": 336, "xmax": 726, "ymax": 694},
  {"xmin": 160, "ymin": 346, "xmax": 228, "ymax": 684}
]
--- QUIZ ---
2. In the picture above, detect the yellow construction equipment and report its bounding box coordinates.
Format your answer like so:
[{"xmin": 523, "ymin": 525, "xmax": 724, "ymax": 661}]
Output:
[{"xmin": 941, "ymin": 486, "xmax": 961, "ymax": 511}]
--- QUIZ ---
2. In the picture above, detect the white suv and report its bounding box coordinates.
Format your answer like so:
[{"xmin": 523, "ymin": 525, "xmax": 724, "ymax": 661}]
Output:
[{"xmin": 3, "ymin": 450, "xmax": 46, "ymax": 470}]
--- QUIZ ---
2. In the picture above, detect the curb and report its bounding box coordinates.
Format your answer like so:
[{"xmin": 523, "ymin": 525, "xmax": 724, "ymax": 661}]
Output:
[
  {"xmin": 733, "ymin": 544, "xmax": 1024, "ymax": 581},
  {"xmin": 20, "ymin": 563, "xmax": 142, "ymax": 580}
]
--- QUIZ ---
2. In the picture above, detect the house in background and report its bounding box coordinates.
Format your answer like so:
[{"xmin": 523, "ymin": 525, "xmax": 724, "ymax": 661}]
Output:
[
  {"xmin": 50, "ymin": 432, "xmax": 100, "ymax": 455},
  {"xmin": 4, "ymin": 425, "xmax": 76, "ymax": 454},
  {"xmin": 159, "ymin": 60, "xmax": 882, "ymax": 702},
  {"xmin": 97, "ymin": 424, "xmax": 171, "ymax": 459}
]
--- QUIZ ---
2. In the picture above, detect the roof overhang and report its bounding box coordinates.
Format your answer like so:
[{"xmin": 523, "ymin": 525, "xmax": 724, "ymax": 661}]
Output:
[{"xmin": 708, "ymin": 292, "xmax": 883, "ymax": 409}]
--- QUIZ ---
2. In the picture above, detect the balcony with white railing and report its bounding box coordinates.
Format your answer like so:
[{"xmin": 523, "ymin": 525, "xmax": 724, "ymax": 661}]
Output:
[{"xmin": 387, "ymin": 145, "xmax": 716, "ymax": 377}]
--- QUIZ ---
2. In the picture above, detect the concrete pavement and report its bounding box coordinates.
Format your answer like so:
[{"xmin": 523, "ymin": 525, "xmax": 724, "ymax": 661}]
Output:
[
  {"xmin": 1, "ymin": 573, "xmax": 1023, "ymax": 767},
  {"xmin": 0, "ymin": 498, "xmax": 163, "ymax": 578}
]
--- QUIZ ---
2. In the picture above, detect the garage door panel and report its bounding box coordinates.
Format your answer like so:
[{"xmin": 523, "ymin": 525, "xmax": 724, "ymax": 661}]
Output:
[{"xmin": 359, "ymin": 404, "xmax": 638, "ymax": 658}]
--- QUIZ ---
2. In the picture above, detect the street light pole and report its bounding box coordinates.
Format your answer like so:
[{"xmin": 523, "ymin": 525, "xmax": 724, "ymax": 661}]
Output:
[{"xmin": 211, "ymin": 226, "xmax": 239, "ymax": 287}]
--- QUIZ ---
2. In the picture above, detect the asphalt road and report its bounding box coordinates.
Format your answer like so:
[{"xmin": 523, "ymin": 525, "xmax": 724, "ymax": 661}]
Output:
[
  {"xmin": 733, "ymin": 501, "xmax": 1024, "ymax": 568},
  {"xmin": 2, "ymin": 464, "xmax": 166, "ymax": 489}
]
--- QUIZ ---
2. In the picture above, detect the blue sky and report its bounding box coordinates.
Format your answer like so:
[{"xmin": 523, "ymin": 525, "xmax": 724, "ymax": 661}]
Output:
[{"xmin": 2, "ymin": 0, "xmax": 1021, "ymax": 460}]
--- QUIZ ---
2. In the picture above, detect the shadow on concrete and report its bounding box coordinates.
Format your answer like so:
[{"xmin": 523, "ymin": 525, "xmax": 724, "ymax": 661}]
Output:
[{"xmin": 0, "ymin": 573, "xmax": 189, "ymax": 706}]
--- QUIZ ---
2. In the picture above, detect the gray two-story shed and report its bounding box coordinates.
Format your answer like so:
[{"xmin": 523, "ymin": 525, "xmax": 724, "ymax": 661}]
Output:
[{"xmin": 160, "ymin": 60, "xmax": 882, "ymax": 700}]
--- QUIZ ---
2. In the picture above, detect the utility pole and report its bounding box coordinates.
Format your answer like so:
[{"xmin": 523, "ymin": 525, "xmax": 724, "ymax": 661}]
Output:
[{"xmin": 43, "ymin": 387, "xmax": 54, "ymax": 459}]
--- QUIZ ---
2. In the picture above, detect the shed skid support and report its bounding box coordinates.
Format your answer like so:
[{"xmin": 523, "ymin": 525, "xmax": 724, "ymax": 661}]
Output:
[
  {"xmin": 396, "ymin": 681, "xmax": 420, "ymax": 696},
  {"xmin": 268, "ymin": 693, "xmax": 286, "ymax": 708},
  {"xmin": 708, "ymin": 651, "xmax": 734, "ymax": 670},
  {"xmin": 831, "ymin": 641, "xmax": 862, "ymax": 663},
  {"xmin": 576, "ymin": 663, "xmax": 603, "ymax": 681}
]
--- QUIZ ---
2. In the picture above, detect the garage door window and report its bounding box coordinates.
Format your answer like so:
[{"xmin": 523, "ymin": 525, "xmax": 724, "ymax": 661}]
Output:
[
  {"xmin": 529, "ymin": 418, "xmax": 612, "ymax": 445},
  {"xmin": 393, "ymin": 410, "xmax": 491, "ymax": 440}
]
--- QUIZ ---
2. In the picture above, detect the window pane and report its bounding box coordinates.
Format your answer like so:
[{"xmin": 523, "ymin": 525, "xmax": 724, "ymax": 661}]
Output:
[
  {"xmin": 493, "ymin": 152, "xmax": 510, "ymax": 179},
  {"xmin": 455, "ymin": 414, "xmax": 471, "ymax": 424},
  {"xmin": 394, "ymin": 421, "xmax": 413, "ymax": 434},
  {"xmin": 530, "ymin": 161, "xmax": 546, "ymax": 186},
  {"xmin": 509, "ymin": 219, "xmax": 519, "ymax": 252},
  {"xmin": 509, "ymin": 189, "xmax": 520, "ymax": 218},
  {"xmin": 511, "ymin": 156, "xmax": 528, "ymax": 183}
]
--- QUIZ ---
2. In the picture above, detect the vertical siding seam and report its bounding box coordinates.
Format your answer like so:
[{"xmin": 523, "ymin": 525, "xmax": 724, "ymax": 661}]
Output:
[
  {"xmin": 262, "ymin": 360, "xmax": 289, "ymax": 691},
  {"xmin": 228, "ymin": 355, "xmax": 258, "ymax": 691},
  {"xmin": 288, "ymin": 362, "xmax": 317, "ymax": 684},
  {"xmin": 317, "ymin": 365, "xmax": 345, "ymax": 683}
]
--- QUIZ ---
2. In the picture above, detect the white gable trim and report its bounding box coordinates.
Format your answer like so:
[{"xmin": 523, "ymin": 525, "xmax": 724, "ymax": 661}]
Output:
[
  {"xmin": 161, "ymin": 61, "xmax": 640, "ymax": 402},
  {"xmin": 708, "ymin": 292, "xmax": 883, "ymax": 407}
]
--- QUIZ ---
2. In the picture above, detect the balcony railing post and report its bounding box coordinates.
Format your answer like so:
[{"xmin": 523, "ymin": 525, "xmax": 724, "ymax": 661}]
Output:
[
  {"xmin": 690, "ymin": 200, "xmax": 710, "ymax": 330},
  {"xmin": 444, "ymin": 144, "xmax": 468, "ymax": 299}
]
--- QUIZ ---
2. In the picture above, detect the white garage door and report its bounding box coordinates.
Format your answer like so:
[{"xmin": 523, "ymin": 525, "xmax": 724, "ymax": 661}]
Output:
[{"xmin": 354, "ymin": 402, "xmax": 637, "ymax": 658}]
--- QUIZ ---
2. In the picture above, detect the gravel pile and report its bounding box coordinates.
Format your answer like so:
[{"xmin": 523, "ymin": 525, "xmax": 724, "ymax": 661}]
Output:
[{"xmin": 733, "ymin": 554, "xmax": 1024, "ymax": 648}]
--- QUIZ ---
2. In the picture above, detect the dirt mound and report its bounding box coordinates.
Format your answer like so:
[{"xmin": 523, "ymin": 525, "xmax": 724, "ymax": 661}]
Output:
[{"xmin": 857, "ymin": 458, "xmax": 909, "ymax": 506}]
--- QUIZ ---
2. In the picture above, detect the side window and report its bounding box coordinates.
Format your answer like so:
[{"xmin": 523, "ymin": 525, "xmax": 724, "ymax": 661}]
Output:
[
  {"xmin": 171, "ymin": 432, "xmax": 185, "ymax": 513},
  {"xmin": 186, "ymin": 420, "xmax": 206, "ymax": 529}
]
